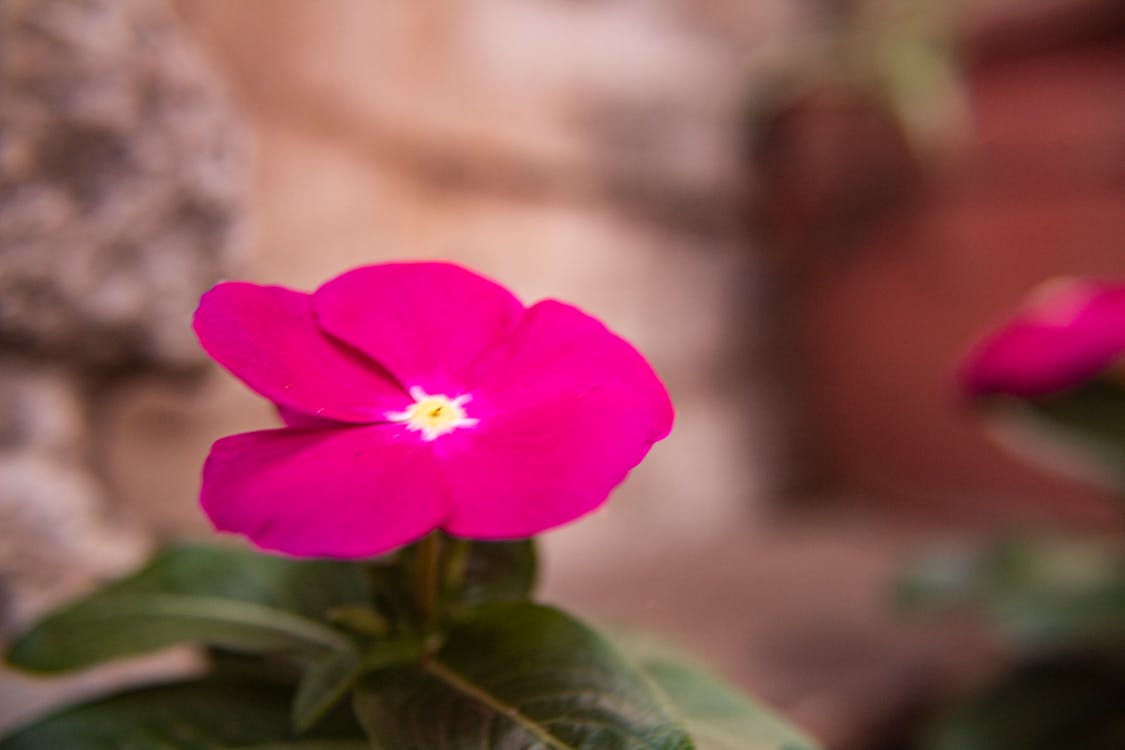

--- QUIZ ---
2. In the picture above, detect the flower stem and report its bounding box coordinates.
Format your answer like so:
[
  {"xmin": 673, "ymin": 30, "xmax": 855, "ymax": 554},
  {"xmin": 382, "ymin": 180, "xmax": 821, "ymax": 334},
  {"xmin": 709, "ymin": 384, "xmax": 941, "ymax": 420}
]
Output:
[
  {"xmin": 416, "ymin": 533, "xmax": 442, "ymax": 631},
  {"xmin": 443, "ymin": 537, "xmax": 471, "ymax": 595}
]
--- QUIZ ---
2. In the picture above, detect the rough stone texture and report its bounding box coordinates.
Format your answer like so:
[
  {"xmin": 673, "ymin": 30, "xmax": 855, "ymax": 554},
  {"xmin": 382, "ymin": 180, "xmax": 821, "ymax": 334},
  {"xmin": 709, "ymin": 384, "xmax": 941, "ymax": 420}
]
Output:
[
  {"xmin": 0, "ymin": 0, "xmax": 247, "ymax": 637},
  {"xmin": 0, "ymin": 0, "xmax": 247, "ymax": 372},
  {"xmin": 0, "ymin": 362, "xmax": 147, "ymax": 632}
]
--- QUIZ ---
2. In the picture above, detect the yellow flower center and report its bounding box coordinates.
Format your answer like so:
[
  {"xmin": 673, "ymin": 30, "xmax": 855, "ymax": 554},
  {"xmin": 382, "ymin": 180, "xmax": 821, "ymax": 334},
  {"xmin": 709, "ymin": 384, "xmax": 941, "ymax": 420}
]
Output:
[{"xmin": 386, "ymin": 387, "xmax": 478, "ymax": 441}]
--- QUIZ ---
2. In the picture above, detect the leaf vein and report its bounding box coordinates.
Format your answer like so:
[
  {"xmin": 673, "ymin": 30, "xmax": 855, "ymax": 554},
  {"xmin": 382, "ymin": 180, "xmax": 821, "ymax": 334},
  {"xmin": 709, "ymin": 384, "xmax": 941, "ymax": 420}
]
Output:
[{"xmin": 423, "ymin": 659, "xmax": 574, "ymax": 750}]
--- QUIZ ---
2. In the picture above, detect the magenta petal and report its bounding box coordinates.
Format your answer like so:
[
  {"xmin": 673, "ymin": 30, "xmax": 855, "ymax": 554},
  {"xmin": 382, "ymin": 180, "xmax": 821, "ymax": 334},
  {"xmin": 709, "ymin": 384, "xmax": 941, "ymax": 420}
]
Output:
[
  {"xmin": 439, "ymin": 300, "xmax": 673, "ymax": 538},
  {"xmin": 201, "ymin": 426, "xmax": 448, "ymax": 558},
  {"xmin": 275, "ymin": 405, "xmax": 341, "ymax": 430},
  {"xmin": 311, "ymin": 263, "xmax": 524, "ymax": 393},
  {"xmin": 194, "ymin": 282, "xmax": 408, "ymax": 423},
  {"xmin": 960, "ymin": 281, "xmax": 1125, "ymax": 398},
  {"xmin": 466, "ymin": 300, "xmax": 674, "ymax": 441},
  {"xmin": 440, "ymin": 391, "xmax": 658, "ymax": 538}
]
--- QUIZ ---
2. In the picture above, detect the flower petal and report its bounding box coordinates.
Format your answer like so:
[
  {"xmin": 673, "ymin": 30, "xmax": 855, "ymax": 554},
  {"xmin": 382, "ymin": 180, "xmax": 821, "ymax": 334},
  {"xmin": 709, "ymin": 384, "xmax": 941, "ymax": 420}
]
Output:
[
  {"xmin": 960, "ymin": 280, "xmax": 1125, "ymax": 398},
  {"xmin": 311, "ymin": 263, "xmax": 524, "ymax": 394},
  {"xmin": 438, "ymin": 390, "xmax": 659, "ymax": 538},
  {"xmin": 201, "ymin": 426, "xmax": 448, "ymax": 558},
  {"xmin": 465, "ymin": 300, "xmax": 674, "ymax": 441},
  {"xmin": 438, "ymin": 300, "xmax": 673, "ymax": 537},
  {"xmin": 194, "ymin": 282, "xmax": 408, "ymax": 423}
]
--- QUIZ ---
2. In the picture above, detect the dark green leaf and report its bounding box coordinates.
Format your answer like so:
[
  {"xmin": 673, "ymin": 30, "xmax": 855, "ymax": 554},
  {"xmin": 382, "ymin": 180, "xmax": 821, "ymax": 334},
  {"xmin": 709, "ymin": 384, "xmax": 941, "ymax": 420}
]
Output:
[
  {"xmin": 925, "ymin": 653, "xmax": 1125, "ymax": 750},
  {"xmin": 204, "ymin": 647, "xmax": 307, "ymax": 686},
  {"xmin": 0, "ymin": 677, "xmax": 366, "ymax": 750},
  {"xmin": 383, "ymin": 536, "xmax": 538, "ymax": 628},
  {"xmin": 292, "ymin": 635, "xmax": 428, "ymax": 736},
  {"xmin": 325, "ymin": 606, "xmax": 390, "ymax": 638},
  {"xmin": 981, "ymin": 539, "xmax": 1125, "ymax": 649},
  {"xmin": 897, "ymin": 537, "xmax": 1125, "ymax": 652},
  {"xmin": 237, "ymin": 744, "xmax": 370, "ymax": 750},
  {"xmin": 8, "ymin": 595, "xmax": 351, "ymax": 673},
  {"xmin": 7, "ymin": 545, "xmax": 369, "ymax": 673},
  {"xmin": 620, "ymin": 639, "xmax": 820, "ymax": 750},
  {"xmin": 1030, "ymin": 380, "xmax": 1125, "ymax": 464},
  {"xmin": 894, "ymin": 546, "xmax": 980, "ymax": 612},
  {"xmin": 447, "ymin": 538, "xmax": 538, "ymax": 608},
  {"xmin": 293, "ymin": 649, "xmax": 364, "ymax": 734},
  {"xmin": 363, "ymin": 561, "xmax": 419, "ymax": 632},
  {"xmin": 100, "ymin": 544, "xmax": 372, "ymax": 618},
  {"xmin": 999, "ymin": 380, "xmax": 1125, "ymax": 490},
  {"xmin": 353, "ymin": 601, "xmax": 694, "ymax": 749},
  {"xmin": 238, "ymin": 743, "xmax": 370, "ymax": 750}
]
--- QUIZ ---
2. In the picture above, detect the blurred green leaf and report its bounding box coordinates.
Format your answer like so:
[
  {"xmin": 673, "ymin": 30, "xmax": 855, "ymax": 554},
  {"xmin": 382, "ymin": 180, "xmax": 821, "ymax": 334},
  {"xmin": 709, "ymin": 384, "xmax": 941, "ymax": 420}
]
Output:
[
  {"xmin": 353, "ymin": 601, "xmax": 693, "ymax": 749},
  {"xmin": 7, "ymin": 545, "xmax": 369, "ymax": 672},
  {"xmin": 895, "ymin": 545, "xmax": 980, "ymax": 611},
  {"xmin": 292, "ymin": 649, "xmax": 364, "ymax": 734},
  {"xmin": 620, "ymin": 639, "xmax": 820, "ymax": 750},
  {"xmin": 325, "ymin": 606, "xmax": 389, "ymax": 639},
  {"xmin": 898, "ymin": 537, "xmax": 1125, "ymax": 652},
  {"xmin": 1013, "ymin": 380, "xmax": 1125, "ymax": 490},
  {"xmin": 8, "ymin": 595, "xmax": 351, "ymax": 673},
  {"xmin": 385, "ymin": 536, "xmax": 538, "ymax": 628},
  {"xmin": 447, "ymin": 538, "xmax": 538, "ymax": 608},
  {"xmin": 982, "ymin": 539, "xmax": 1125, "ymax": 649},
  {"xmin": 0, "ymin": 677, "xmax": 366, "ymax": 750},
  {"xmin": 925, "ymin": 653, "xmax": 1125, "ymax": 750},
  {"xmin": 1032, "ymin": 381, "xmax": 1125, "ymax": 454},
  {"xmin": 100, "ymin": 544, "xmax": 373, "ymax": 618}
]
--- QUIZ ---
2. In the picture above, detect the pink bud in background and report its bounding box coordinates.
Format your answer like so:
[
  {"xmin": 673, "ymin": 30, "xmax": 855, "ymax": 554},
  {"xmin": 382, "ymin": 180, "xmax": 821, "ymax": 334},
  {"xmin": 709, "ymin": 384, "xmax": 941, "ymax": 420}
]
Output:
[{"xmin": 959, "ymin": 279, "xmax": 1125, "ymax": 399}]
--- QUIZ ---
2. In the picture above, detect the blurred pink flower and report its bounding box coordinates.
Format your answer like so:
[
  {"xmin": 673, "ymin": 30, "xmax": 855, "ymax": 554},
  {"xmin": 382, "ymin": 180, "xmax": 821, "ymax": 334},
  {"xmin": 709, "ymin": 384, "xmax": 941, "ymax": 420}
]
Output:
[
  {"xmin": 959, "ymin": 279, "xmax": 1125, "ymax": 398},
  {"xmin": 193, "ymin": 262, "xmax": 673, "ymax": 558}
]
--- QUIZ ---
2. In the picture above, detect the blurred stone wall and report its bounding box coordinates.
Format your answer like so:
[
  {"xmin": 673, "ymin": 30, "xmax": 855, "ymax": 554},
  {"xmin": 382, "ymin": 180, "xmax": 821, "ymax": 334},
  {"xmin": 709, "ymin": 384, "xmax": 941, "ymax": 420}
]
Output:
[{"xmin": 0, "ymin": 0, "xmax": 248, "ymax": 629}]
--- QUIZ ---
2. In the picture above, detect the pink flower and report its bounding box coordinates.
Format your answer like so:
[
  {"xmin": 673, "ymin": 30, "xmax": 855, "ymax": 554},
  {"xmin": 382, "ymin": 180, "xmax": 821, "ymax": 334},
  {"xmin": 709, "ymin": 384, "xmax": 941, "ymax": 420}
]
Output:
[
  {"xmin": 959, "ymin": 279, "xmax": 1125, "ymax": 398},
  {"xmin": 193, "ymin": 262, "xmax": 674, "ymax": 558}
]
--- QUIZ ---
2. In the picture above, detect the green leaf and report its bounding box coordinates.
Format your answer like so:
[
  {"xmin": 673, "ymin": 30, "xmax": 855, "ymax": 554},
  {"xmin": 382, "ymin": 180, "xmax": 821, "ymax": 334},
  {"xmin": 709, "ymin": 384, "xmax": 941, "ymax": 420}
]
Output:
[
  {"xmin": 447, "ymin": 538, "xmax": 538, "ymax": 607},
  {"xmin": 238, "ymin": 743, "xmax": 371, "ymax": 750},
  {"xmin": 10, "ymin": 595, "xmax": 351, "ymax": 673},
  {"xmin": 996, "ymin": 379, "xmax": 1125, "ymax": 490},
  {"xmin": 894, "ymin": 546, "xmax": 981, "ymax": 612},
  {"xmin": 393, "ymin": 536, "xmax": 538, "ymax": 617},
  {"xmin": 377, "ymin": 536, "xmax": 538, "ymax": 630},
  {"xmin": 363, "ymin": 560, "xmax": 421, "ymax": 632},
  {"xmin": 290, "ymin": 634, "xmax": 429, "ymax": 735},
  {"xmin": 1030, "ymin": 380, "xmax": 1125, "ymax": 464},
  {"xmin": 353, "ymin": 601, "xmax": 694, "ymax": 749},
  {"xmin": 102, "ymin": 544, "xmax": 372, "ymax": 618},
  {"xmin": 293, "ymin": 649, "xmax": 364, "ymax": 734},
  {"xmin": 981, "ymin": 539, "xmax": 1125, "ymax": 649},
  {"xmin": 621, "ymin": 640, "xmax": 820, "ymax": 750},
  {"xmin": 237, "ymin": 744, "xmax": 370, "ymax": 750},
  {"xmin": 325, "ymin": 606, "xmax": 390, "ymax": 638},
  {"xmin": 898, "ymin": 537, "xmax": 1125, "ymax": 652},
  {"xmin": 925, "ymin": 652, "xmax": 1125, "ymax": 750},
  {"xmin": 7, "ymin": 545, "xmax": 369, "ymax": 673},
  {"xmin": 0, "ymin": 677, "xmax": 367, "ymax": 750}
]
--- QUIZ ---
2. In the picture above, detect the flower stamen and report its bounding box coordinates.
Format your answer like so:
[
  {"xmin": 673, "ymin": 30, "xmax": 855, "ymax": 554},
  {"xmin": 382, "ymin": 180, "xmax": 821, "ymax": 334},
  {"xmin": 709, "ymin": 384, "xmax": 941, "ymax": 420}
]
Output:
[{"xmin": 386, "ymin": 387, "xmax": 479, "ymax": 441}]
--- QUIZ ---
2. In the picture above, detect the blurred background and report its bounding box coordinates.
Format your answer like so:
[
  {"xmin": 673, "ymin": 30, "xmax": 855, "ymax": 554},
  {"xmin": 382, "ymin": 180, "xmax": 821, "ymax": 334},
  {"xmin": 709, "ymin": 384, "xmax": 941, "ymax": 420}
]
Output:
[{"xmin": 2, "ymin": 0, "xmax": 1123, "ymax": 747}]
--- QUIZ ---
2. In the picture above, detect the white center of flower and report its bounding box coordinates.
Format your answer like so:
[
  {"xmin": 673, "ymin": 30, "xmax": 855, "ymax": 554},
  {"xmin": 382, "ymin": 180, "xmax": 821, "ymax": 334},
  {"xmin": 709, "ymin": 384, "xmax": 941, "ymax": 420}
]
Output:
[{"xmin": 385, "ymin": 386, "xmax": 478, "ymax": 441}]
